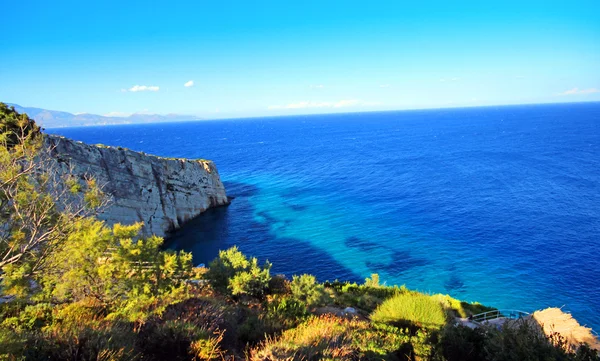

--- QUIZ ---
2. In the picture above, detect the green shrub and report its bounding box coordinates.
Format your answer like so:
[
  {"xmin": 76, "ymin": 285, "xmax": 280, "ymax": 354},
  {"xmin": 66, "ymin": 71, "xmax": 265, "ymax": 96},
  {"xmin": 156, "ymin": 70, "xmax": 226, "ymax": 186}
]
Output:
[
  {"xmin": 323, "ymin": 280, "xmax": 404, "ymax": 313},
  {"xmin": 0, "ymin": 303, "xmax": 53, "ymax": 332},
  {"xmin": 364, "ymin": 273, "xmax": 380, "ymax": 288},
  {"xmin": 440, "ymin": 324, "xmax": 487, "ymax": 361},
  {"xmin": 482, "ymin": 320, "xmax": 572, "ymax": 361},
  {"xmin": 264, "ymin": 296, "xmax": 309, "ymax": 330},
  {"xmin": 229, "ymin": 258, "xmax": 272, "ymax": 298},
  {"xmin": 350, "ymin": 322, "xmax": 412, "ymax": 360},
  {"xmin": 327, "ymin": 280, "xmax": 403, "ymax": 299},
  {"xmin": 0, "ymin": 301, "xmax": 135, "ymax": 361},
  {"xmin": 0, "ymin": 323, "xmax": 27, "ymax": 359},
  {"xmin": 6, "ymin": 321, "xmax": 136, "ymax": 361},
  {"xmin": 290, "ymin": 274, "xmax": 326, "ymax": 307},
  {"xmin": 268, "ymin": 274, "xmax": 291, "ymax": 295},
  {"xmin": 440, "ymin": 320, "xmax": 600, "ymax": 361},
  {"xmin": 0, "ymin": 102, "xmax": 40, "ymax": 148},
  {"xmin": 370, "ymin": 292, "xmax": 447, "ymax": 329},
  {"xmin": 206, "ymin": 246, "xmax": 250, "ymax": 292},
  {"xmin": 41, "ymin": 220, "xmax": 193, "ymax": 322},
  {"xmin": 206, "ymin": 246, "xmax": 272, "ymax": 298},
  {"xmin": 50, "ymin": 300, "xmax": 106, "ymax": 331},
  {"xmin": 335, "ymin": 291, "xmax": 383, "ymax": 312}
]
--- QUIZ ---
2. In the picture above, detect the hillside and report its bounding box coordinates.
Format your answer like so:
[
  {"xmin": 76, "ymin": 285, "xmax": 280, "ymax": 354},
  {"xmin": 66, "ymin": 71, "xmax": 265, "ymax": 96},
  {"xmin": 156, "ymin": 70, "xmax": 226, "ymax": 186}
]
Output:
[{"xmin": 7, "ymin": 103, "xmax": 201, "ymax": 128}]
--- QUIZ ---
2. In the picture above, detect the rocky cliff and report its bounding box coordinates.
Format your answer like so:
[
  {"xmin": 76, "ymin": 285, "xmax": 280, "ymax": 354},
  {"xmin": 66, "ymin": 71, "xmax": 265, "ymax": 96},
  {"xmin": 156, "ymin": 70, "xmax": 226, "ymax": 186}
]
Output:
[{"xmin": 45, "ymin": 135, "xmax": 229, "ymax": 237}]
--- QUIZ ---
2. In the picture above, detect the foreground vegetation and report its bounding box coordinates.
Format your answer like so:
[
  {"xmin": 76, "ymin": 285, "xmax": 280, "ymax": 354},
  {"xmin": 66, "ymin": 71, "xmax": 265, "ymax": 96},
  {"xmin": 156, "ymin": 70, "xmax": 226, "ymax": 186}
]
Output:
[{"xmin": 1, "ymin": 103, "xmax": 598, "ymax": 360}]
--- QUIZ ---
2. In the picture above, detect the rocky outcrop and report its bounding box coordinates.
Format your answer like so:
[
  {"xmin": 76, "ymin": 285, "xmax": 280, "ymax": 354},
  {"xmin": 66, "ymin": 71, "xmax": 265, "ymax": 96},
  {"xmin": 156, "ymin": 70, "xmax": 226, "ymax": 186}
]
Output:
[
  {"xmin": 45, "ymin": 135, "xmax": 229, "ymax": 237},
  {"xmin": 532, "ymin": 308, "xmax": 600, "ymax": 351}
]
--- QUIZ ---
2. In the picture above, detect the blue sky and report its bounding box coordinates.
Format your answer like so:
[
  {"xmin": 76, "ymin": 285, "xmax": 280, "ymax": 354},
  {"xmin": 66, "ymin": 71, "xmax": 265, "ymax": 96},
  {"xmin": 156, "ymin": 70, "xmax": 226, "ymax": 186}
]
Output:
[{"xmin": 1, "ymin": 0, "xmax": 599, "ymax": 119}]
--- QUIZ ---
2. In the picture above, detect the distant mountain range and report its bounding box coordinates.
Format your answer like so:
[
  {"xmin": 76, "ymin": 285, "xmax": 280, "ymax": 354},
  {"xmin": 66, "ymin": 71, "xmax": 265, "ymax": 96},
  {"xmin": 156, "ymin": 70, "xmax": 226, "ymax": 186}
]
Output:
[{"xmin": 6, "ymin": 103, "xmax": 202, "ymax": 128}]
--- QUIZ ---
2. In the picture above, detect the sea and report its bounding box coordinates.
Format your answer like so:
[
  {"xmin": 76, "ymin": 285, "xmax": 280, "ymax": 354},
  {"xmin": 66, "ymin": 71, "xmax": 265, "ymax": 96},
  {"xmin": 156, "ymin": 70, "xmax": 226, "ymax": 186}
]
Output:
[{"xmin": 47, "ymin": 102, "xmax": 600, "ymax": 331}]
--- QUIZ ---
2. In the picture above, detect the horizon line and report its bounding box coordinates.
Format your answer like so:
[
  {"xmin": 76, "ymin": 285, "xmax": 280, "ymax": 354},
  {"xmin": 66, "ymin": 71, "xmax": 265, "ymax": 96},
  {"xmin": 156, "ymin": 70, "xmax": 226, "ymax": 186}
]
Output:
[{"xmin": 21, "ymin": 99, "xmax": 600, "ymax": 129}]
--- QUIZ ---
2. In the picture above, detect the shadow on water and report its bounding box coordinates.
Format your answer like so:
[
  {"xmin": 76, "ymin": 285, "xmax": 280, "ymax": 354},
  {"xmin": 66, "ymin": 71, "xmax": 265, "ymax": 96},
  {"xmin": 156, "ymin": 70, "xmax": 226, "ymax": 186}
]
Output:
[
  {"xmin": 444, "ymin": 273, "xmax": 465, "ymax": 292},
  {"xmin": 165, "ymin": 181, "xmax": 363, "ymax": 283},
  {"xmin": 444, "ymin": 264, "xmax": 466, "ymax": 292},
  {"xmin": 344, "ymin": 236, "xmax": 386, "ymax": 252},
  {"xmin": 345, "ymin": 236, "xmax": 430, "ymax": 276},
  {"xmin": 365, "ymin": 249, "xmax": 429, "ymax": 275}
]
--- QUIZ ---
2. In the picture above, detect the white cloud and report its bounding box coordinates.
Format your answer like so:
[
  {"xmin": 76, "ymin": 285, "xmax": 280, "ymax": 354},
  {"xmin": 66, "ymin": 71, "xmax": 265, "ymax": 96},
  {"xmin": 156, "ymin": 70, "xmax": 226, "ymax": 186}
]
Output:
[
  {"xmin": 268, "ymin": 99, "xmax": 380, "ymax": 110},
  {"xmin": 379, "ymin": 84, "xmax": 391, "ymax": 88},
  {"xmin": 184, "ymin": 80, "xmax": 194, "ymax": 87},
  {"xmin": 128, "ymin": 85, "xmax": 160, "ymax": 92},
  {"xmin": 310, "ymin": 84, "xmax": 324, "ymax": 89},
  {"xmin": 560, "ymin": 87, "xmax": 599, "ymax": 95}
]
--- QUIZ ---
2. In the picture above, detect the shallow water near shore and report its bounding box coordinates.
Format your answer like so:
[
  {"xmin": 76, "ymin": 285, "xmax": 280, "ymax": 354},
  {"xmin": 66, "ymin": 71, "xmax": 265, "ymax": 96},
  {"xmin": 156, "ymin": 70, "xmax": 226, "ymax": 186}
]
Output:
[{"xmin": 48, "ymin": 102, "xmax": 600, "ymax": 331}]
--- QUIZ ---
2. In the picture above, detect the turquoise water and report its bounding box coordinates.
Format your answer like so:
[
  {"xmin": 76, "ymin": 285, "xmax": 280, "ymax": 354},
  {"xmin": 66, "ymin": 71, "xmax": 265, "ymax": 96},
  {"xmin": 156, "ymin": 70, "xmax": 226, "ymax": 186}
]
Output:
[{"xmin": 49, "ymin": 102, "xmax": 600, "ymax": 330}]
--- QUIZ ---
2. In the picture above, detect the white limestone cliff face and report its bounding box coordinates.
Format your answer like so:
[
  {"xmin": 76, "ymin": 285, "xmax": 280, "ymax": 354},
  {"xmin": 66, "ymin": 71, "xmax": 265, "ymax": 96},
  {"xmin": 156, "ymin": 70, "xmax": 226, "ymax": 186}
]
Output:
[{"xmin": 45, "ymin": 135, "xmax": 229, "ymax": 237}]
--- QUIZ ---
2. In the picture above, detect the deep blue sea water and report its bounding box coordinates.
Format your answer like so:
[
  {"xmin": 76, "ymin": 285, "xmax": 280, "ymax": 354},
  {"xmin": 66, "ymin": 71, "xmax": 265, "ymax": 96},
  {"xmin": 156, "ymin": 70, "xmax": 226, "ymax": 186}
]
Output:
[{"xmin": 48, "ymin": 102, "xmax": 600, "ymax": 331}]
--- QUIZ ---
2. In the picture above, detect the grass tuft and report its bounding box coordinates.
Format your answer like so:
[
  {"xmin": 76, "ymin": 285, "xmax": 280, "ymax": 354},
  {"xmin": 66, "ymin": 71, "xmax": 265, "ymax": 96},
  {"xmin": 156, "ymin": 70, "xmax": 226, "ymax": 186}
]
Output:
[{"xmin": 370, "ymin": 292, "xmax": 447, "ymax": 329}]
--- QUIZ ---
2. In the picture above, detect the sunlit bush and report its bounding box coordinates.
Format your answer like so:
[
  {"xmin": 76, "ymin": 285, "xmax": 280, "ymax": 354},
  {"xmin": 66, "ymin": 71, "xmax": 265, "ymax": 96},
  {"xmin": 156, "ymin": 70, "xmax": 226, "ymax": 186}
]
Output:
[
  {"xmin": 206, "ymin": 246, "xmax": 271, "ymax": 298},
  {"xmin": 290, "ymin": 274, "xmax": 326, "ymax": 307}
]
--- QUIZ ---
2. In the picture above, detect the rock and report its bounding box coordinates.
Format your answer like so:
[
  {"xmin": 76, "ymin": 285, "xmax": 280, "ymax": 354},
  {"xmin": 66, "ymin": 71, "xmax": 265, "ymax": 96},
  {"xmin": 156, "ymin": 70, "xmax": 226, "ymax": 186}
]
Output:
[
  {"xmin": 314, "ymin": 306, "xmax": 367, "ymax": 321},
  {"xmin": 532, "ymin": 308, "xmax": 600, "ymax": 351},
  {"xmin": 45, "ymin": 135, "xmax": 228, "ymax": 238}
]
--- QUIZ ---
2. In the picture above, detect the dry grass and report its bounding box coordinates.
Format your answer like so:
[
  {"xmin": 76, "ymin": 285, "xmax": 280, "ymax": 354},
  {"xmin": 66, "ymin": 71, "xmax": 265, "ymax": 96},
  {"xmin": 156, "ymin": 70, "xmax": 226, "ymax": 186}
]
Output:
[
  {"xmin": 249, "ymin": 314, "xmax": 435, "ymax": 360},
  {"xmin": 250, "ymin": 315, "xmax": 360, "ymax": 361}
]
